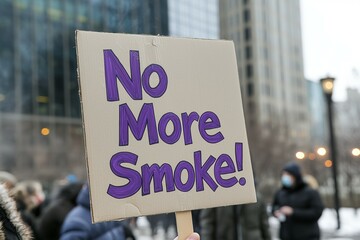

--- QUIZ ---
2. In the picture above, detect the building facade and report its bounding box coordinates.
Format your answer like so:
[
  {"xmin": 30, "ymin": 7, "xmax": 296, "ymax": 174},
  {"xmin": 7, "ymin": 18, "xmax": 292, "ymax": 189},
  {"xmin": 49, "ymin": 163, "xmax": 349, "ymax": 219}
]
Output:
[
  {"xmin": 168, "ymin": 0, "xmax": 219, "ymax": 39},
  {"xmin": 219, "ymin": 0, "xmax": 310, "ymax": 193},
  {"xmin": 0, "ymin": 0, "xmax": 168, "ymax": 182},
  {"xmin": 219, "ymin": 0, "xmax": 309, "ymax": 149}
]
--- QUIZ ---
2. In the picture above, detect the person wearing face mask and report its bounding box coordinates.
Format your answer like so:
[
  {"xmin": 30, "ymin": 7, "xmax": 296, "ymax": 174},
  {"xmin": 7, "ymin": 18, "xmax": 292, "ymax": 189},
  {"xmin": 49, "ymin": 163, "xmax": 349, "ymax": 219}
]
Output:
[{"xmin": 272, "ymin": 162, "xmax": 324, "ymax": 240}]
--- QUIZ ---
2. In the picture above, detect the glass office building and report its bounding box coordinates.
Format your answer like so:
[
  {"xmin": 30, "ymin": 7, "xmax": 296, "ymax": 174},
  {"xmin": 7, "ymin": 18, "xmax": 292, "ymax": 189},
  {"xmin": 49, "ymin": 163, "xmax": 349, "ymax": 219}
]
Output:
[
  {"xmin": 0, "ymin": 0, "xmax": 168, "ymax": 181},
  {"xmin": 168, "ymin": 0, "xmax": 219, "ymax": 39},
  {"xmin": 219, "ymin": 0, "xmax": 309, "ymax": 147}
]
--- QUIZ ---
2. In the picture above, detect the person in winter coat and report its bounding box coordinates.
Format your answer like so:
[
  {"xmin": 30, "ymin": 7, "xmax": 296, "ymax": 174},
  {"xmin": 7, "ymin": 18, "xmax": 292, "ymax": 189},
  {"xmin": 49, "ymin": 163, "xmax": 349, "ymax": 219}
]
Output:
[
  {"xmin": 60, "ymin": 185, "xmax": 130, "ymax": 240},
  {"xmin": 0, "ymin": 184, "xmax": 32, "ymax": 240},
  {"xmin": 200, "ymin": 192, "xmax": 271, "ymax": 240},
  {"xmin": 10, "ymin": 180, "xmax": 45, "ymax": 239},
  {"xmin": 37, "ymin": 182, "xmax": 83, "ymax": 240},
  {"xmin": 239, "ymin": 193, "xmax": 271, "ymax": 240},
  {"xmin": 272, "ymin": 162, "xmax": 324, "ymax": 240}
]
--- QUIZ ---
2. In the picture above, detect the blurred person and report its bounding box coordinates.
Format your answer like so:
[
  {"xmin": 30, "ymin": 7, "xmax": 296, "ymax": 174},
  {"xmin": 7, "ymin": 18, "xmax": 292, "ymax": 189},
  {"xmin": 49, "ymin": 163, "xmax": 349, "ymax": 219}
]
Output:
[
  {"xmin": 192, "ymin": 210, "xmax": 201, "ymax": 234},
  {"xmin": 0, "ymin": 171, "xmax": 18, "ymax": 190},
  {"xmin": 0, "ymin": 183, "xmax": 32, "ymax": 239},
  {"xmin": 200, "ymin": 191, "xmax": 270, "ymax": 240},
  {"xmin": 147, "ymin": 214, "xmax": 163, "ymax": 236},
  {"xmin": 10, "ymin": 181, "xmax": 45, "ymax": 212},
  {"xmin": 10, "ymin": 180, "xmax": 45, "ymax": 239},
  {"xmin": 37, "ymin": 182, "xmax": 83, "ymax": 240},
  {"xmin": 47, "ymin": 175, "xmax": 78, "ymax": 202},
  {"xmin": 65, "ymin": 174, "xmax": 78, "ymax": 183},
  {"xmin": 147, "ymin": 213, "xmax": 176, "ymax": 237},
  {"xmin": 239, "ymin": 192, "xmax": 271, "ymax": 240},
  {"xmin": 272, "ymin": 162, "xmax": 324, "ymax": 240},
  {"xmin": 60, "ymin": 184, "xmax": 135, "ymax": 240}
]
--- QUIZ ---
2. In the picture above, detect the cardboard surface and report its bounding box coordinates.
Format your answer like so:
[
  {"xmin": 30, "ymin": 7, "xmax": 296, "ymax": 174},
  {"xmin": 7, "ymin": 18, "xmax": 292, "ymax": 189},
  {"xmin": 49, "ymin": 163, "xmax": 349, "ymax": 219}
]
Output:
[{"xmin": 76, "ymin": 30, "xmax": 256, "ymax": 223}]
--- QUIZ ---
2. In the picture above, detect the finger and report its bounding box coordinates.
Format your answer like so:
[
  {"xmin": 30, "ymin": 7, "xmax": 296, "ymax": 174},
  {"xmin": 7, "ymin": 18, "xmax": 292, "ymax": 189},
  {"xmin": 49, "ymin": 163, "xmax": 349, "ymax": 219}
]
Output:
[{"xmin": 187, "ymin": 232, "xmax": 200, "ymax": 240}]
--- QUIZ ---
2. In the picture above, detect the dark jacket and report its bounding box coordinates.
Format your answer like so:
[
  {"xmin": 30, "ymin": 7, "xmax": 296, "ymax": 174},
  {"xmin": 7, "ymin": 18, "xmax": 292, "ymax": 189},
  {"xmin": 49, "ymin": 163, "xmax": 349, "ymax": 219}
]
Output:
[
  {"xmin": 0, "ymin": 184, "xmax": 32, "ymax": 240},
  {"xmin": 272, "ymin": 182, "xmax": 324, "ymax": 240},
  {"xmin": 239, "ymin": 194, "xmax": 271, "ymax": 240},
  {"xmin": 38, "ymin": 182, "xmax": 82, "ymax": 240},
  {"xmin": 200, "ymin": 193, "xmax": 271, "ymax": 240},
  {"xmin": 60, "ymin": 186, "xmax": 126, "ymax": 240},
  {"xmin": 201, "ymin": 205, "xmax": 241, "ymax": 240}
]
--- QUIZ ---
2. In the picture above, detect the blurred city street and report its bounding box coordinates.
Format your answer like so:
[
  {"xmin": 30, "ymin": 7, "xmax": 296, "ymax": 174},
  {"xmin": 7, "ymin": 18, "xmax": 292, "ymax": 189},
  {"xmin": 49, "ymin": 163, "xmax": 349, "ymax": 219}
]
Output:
[{"xmin": 1, "ymin": 0, "xmax": 360, "ymax": 239}]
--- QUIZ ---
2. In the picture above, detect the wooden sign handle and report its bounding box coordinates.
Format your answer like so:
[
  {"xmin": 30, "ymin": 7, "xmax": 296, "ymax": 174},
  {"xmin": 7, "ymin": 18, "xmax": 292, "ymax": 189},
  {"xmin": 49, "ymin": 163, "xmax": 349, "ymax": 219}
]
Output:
[{"xmin": 175, "ymin": 211, "xmax": 194, "ymax": 240}]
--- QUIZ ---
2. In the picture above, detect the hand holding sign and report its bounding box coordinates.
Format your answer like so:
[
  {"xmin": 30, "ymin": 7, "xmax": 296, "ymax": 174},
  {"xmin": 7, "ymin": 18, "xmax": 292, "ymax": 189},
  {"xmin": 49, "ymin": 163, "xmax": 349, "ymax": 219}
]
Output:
[{"xmin": 76, "ymin": 31, "xmax": 256, "ymax": 239}]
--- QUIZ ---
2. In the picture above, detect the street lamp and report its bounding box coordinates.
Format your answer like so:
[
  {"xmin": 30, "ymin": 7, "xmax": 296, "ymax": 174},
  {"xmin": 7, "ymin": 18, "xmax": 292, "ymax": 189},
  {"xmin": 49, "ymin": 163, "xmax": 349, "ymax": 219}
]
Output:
[
  {"xmin": 317, "ymin": 147, "xmax": 327, "ymax": 156},
  {"xmin": 320, "ymin": 76, "xmax": 341, "ymax": 229},
  {"xmin": 295, "ymin": 151, "xmax": 305, "ymax": 160},
  {"xmin": 352, "ymin": 148, "xmax": 360, "ymax": 157}
]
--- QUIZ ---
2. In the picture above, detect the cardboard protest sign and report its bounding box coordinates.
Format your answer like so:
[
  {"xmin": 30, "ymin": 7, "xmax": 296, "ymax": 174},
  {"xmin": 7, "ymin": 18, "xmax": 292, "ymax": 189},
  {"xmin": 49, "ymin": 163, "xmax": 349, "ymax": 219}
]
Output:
[{"xmin": 76, "ymin": 30, "xmax": 256, "ymax": 223}]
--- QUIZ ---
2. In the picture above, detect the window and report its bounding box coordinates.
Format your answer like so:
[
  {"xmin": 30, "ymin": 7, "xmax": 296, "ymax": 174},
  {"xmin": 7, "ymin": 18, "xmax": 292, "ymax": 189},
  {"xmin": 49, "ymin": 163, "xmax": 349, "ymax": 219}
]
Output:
[
  {"xmin": 20, "ymin": 12, "xmax": 33, "ymax": 114},
  {"xmin": 245, "ymin": 46, "xmax": 252, "ymax": 60},
  {"xmin": 247, "ymin": 83, "xmax": 254, "ymax": 96},
  {"xmin": 0, "ymin": 3, "xmax": 15, "ymax": 113},
  {"xmin": 246, "ymin": 64, "xmax": 253, "ymax": 78},
  {"xmin": 244, "ymin": 9, "xmax": 250, "ymax": 22},
  {"xmin": 244, "ymin": 27, "xmax": 251, "ymax": 41}
]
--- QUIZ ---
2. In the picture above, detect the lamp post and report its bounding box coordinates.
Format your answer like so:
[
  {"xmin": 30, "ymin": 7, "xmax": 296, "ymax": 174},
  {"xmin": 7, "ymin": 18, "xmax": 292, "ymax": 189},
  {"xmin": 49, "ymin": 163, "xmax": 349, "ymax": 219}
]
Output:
[{"xmin": 320, "ymin": 76, "xmax": 341, "ymax": 229}]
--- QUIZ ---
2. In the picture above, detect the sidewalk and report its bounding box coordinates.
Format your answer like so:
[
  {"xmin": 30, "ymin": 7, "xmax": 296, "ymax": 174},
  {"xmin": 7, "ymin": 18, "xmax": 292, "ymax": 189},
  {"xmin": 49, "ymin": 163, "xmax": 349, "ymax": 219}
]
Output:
[
  {"xmin": 319, "ymin": 208, "xmax": 360, "ymax": 240},
  {"xmin": 322, "ymin": 231, "xmax": 360, "ymax": 240}
]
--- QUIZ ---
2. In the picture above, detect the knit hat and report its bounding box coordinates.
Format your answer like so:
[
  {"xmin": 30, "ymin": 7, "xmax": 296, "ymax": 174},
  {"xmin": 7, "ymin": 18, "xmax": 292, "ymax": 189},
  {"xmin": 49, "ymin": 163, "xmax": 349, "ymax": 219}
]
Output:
[{"xmin": 283, "ymin": 162, "xmax": 303, "ymax": 184}]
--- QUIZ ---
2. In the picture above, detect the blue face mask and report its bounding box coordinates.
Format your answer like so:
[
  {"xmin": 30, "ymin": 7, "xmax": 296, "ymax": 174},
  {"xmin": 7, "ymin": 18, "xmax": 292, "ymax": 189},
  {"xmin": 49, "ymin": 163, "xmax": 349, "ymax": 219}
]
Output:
[{"xmin": 281, "ymin": 175, "xmax": 293, "ymax": 188}]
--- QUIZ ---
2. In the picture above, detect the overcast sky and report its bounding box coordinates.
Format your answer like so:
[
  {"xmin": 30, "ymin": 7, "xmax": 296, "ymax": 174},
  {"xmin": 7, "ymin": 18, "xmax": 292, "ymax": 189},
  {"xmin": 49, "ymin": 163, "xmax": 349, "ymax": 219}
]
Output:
[{"xmin": 301, "ymin": 0, "xmax": 360, "ymax": 101}]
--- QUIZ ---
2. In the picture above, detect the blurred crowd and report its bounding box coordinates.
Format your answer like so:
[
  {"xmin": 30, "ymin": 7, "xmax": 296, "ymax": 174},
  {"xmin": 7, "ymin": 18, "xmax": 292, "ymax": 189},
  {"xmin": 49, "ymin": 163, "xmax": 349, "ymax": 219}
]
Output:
[
  {"xmin": 0, "ymin": 173, "xmax": 136, "ymax": 240},
  {"xmin": 0, "ymin": 161, "xmax": 324, "ymax": 240}
]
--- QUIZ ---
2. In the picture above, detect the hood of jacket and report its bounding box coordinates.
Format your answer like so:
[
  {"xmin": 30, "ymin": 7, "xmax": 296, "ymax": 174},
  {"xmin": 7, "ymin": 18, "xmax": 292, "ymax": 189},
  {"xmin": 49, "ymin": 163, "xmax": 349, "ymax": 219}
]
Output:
[{"xmin": 0, "ymin": 184, "xmax": 32, "ymax": 240}]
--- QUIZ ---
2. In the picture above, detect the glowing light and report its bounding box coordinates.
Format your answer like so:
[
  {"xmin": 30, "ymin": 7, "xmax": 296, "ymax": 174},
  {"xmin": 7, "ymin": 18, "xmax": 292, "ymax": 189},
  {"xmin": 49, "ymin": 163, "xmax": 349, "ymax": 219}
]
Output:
[
  {"xmin": 352, "ymin": 148, "xmax": 360, "ymax": 157},
  {"xmin": 41, "ymin": 128, "xmax": 50, "ymax": 136},
  {"xmin": 308, "ymin": 153, "xmax": 316, "ymax": 160},
  {"xmin": 324, "ymin": 160, "xmax": 333, "ymax": 168},
  {"xmin": 320, "ymin": 77, "xmax": 335, "ymax": 95},
  {"xmin": 317, "ymin": 147, "xmax": 327, "ymax": 156},
  {"xmin": 295, "ymin": 151, "xmax": 305, "ymax": 160},
  {"xmin": 324, "ymin": 81, "xmax": 334, "ymax": 91}
]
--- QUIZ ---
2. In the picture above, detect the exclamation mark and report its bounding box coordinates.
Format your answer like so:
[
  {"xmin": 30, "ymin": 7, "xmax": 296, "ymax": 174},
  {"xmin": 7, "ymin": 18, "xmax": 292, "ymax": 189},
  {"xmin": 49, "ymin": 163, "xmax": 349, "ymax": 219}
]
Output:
[{"xmin": 235, "ymin": 142, "xmax": 246, "ymax": 186}]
